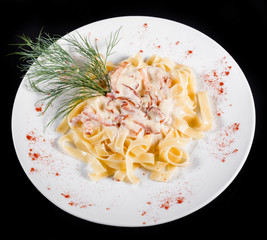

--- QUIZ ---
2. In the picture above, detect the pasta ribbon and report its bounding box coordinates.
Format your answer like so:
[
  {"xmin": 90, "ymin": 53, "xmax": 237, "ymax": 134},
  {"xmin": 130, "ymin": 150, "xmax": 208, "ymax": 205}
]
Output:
[{"xmin": 57, "ymin": 54, "xmax": 213, "ymax": 183}]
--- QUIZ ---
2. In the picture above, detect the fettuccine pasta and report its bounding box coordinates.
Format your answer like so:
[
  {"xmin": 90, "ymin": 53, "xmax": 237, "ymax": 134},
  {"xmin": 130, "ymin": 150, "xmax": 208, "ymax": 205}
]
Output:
[{"xmin": 57, "ymin": 54, "xmax": 212, "ymax": 183}]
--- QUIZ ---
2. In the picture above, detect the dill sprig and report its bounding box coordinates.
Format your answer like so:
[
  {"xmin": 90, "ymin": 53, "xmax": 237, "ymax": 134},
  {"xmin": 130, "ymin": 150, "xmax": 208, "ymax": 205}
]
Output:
[{"xmin": 11, "ymin": 28, "xmax": 121, "ymax": 127}]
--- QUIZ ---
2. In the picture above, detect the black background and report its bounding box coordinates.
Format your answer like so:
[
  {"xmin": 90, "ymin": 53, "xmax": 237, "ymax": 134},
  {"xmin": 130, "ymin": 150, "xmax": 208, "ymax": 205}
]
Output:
[{"xmin": 4, "ymin": 0, "xmax": 265, "ymax": 237}]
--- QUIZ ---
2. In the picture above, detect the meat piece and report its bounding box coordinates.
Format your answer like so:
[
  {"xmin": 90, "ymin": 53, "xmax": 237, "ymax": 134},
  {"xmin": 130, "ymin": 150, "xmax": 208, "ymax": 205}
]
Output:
[
  {"xmin": 83, "ymin": 121, "xmax": 93, "ymax": 135},
  {"xmin": 147, "ymin": 107, "xmax": 166, "ymax": 123},
  {"xmin": 110, "ymin": 62, "xmax": 129, "ymax": 93}
]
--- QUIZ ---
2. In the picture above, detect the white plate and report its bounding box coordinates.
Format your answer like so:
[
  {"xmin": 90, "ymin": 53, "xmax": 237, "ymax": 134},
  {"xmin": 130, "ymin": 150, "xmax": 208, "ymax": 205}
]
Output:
[{"xmin": 12, "ymin": 16, "xmax": 255, "ymax": 227}]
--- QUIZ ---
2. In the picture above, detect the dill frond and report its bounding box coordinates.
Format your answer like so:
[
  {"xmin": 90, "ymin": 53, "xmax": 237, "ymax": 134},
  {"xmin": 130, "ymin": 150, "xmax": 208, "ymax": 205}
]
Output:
[{"xmin": 10, "ymin": 27, "xmax": 121, "ymax": 127}]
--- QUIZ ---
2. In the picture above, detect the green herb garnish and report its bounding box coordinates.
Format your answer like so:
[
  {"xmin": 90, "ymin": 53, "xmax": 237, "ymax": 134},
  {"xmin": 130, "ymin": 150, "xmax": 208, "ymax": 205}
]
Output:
[{"xmin": 11, "ymin": 28, "xmax": 121, "ymax": 127}]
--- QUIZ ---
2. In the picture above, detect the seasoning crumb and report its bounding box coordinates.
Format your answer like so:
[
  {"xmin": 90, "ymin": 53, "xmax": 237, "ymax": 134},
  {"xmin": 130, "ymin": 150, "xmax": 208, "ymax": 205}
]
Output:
[
  {"xmin": 185, "ymin": 50, "xmax": 193, "ymax": 58},
  {"xmin": 30, "ymin": 167, "xmax": 37, "ymax": 172},
  {"xmin": 141, "ymin": 211, "xmax": 147, "ymax": 216},
  {"xmin": 35, "ymin": 106, "xmax": 42, "ymax": 112},
  {"xmin": 207, "ymin": 122, "xmax": 240, "ymax": 162},
  {"xmin": 61, "ymin": 193, "xmax": 70, "ymax": 198}
]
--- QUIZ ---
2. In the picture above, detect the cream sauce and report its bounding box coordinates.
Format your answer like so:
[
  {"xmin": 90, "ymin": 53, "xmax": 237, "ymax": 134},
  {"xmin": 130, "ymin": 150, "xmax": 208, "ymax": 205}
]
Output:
[{"xmin": 71, "ymin": 64, "xmax": 178, "ymax": 136}]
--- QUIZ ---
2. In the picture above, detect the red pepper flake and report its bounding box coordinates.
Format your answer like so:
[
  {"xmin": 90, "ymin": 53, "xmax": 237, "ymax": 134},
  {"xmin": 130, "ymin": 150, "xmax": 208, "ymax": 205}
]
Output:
[
  {"xmin": 232, "ymin": 123, "xmax": 240, "ymax": 132},
  {"xmin": 141, "ymin": 211, "xmax": 147, "ymax": 216},
  {"xmin": 35, "ymin": 106, "xmax": 42, "ymax": 112},
  {"xmin": 185, "ymin": 50, "xmax": 193, "ymax": 58},
  {"xmin": 62, "ymin": 192, "xmax": 95, "ymax": 208},
  {"xmin": 160, "ymin": 200, "xmax": 170, "ymax": 210},
  {"xmin": 200, "ymin": 57, "xmax": 232, "ymax": 105},
  {"xmin": 139, "ymin": 49, "xmax": 143, "ymax": 53},
  {"xmin": 106, "ymin": 208, "xmax": 110, "ymax": 210},
  {"xmin": 25, "ymin": 129, "xmax": 65, "ymax": 181},
  {"xmin": 26, "ymin": 132, "xmax": 36, "ymax": 142},
  {"xmin": 30, "ymin": 167, "xmax": 36, "ymax": 172},
  {"xmin": 28, "ymin": 151, "xmax": 40, "ymax": 160},
  {"xmin": 223, "ymin": 123, "xmax": 240, "ymax": 137},
  {"xmin": 216, "ymin": 108, "xmax": 224, "ymax": 117},
  {"xmin": 61, "ymin": 193, "xmax": 70, "ymax": 198},
  {"xmin": 232, "ymin": 149, "xmax": 238, "ymax": 153},
  {"xmin": 28, "ymin": 145, "xmax": 50, "ymax": 164},
  {"xmin": 68, "ymin": 201, "xmax": 78, "ymax": 206},
  {"xmin": 112, "ymin": 177, "xmax": 120, "ymax": 182},
  {"xmin": 176, "ymin": 196, "xmax": 184, "ymax": 204},
  {"xmin": 159, "ymin": 192, "xmax": 186, "ymax": 210},
  {"xmin": 143, "ymin": 23, "xmax": 148, "ymax": 28},
  {"xmin": 69, "ymin": 201, "xmax": 93, "ymax": 208},
  {"xmin": 26, "ymin": 131, "xmax": 52, "ymax": 163},
  {"xmin": 201, "ymin": 70, "xmax": 226, "ymax": 96},
  {"xmin": 208, "ymin": 123, "xmax": 240, "ymax": 162},
  {"xmin": 26, "ymin": 135, "xmax": 32, "ymax": 140},
  {"xmin": 175, "ymin": 41, "xmax": 180, "ymax": 45}
]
